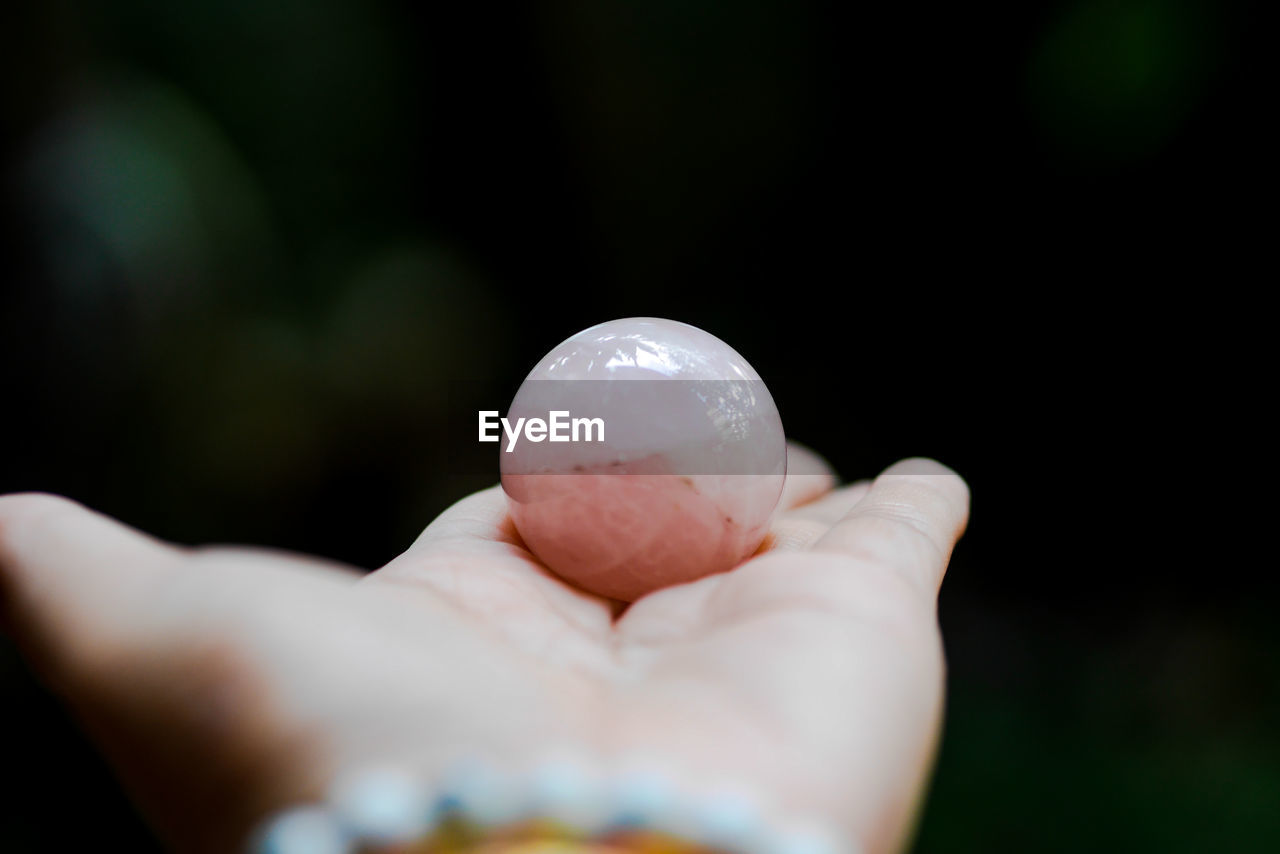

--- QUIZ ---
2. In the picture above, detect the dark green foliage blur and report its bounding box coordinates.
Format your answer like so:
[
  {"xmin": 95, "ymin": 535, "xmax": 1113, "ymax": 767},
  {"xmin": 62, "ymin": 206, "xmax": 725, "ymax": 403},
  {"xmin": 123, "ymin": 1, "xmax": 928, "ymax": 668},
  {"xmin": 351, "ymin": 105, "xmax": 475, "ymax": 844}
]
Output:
[{"xmin": 0, "ymin": 1, "xmax": 1270, "ymax": 851}]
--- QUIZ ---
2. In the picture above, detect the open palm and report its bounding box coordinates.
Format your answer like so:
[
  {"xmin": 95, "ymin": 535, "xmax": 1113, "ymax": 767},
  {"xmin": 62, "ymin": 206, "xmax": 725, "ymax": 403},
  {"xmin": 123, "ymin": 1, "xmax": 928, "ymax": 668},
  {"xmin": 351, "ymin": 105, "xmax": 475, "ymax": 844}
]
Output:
[{"xmin": 0, "ymin": 446, "xmax": 967, "ymax": 854}]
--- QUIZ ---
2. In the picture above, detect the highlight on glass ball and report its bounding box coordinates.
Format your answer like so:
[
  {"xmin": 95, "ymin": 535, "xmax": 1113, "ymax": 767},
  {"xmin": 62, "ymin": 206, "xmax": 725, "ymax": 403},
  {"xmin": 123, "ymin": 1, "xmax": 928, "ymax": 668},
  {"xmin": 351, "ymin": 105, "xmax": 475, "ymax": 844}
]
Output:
[{"xmin": 497, "ymin": 317, "xmax": 786, "ymax": 601}]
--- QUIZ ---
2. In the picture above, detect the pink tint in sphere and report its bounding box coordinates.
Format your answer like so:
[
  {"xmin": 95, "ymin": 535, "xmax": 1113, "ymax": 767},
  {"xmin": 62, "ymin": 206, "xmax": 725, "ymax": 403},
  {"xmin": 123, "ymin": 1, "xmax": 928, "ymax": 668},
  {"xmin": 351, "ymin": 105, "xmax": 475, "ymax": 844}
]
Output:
[{"xmin": 500, "ymin": 318, "xmax": 786, "ymax": 602}]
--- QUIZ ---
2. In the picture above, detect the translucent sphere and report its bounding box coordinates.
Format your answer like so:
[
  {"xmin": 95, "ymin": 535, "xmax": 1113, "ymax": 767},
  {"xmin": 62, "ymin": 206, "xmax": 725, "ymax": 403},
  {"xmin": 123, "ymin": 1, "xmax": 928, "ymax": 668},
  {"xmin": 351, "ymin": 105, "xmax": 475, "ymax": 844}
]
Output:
[{"xmin": 500, "ymin": 318, "xmax": 785, "ymax": 601}]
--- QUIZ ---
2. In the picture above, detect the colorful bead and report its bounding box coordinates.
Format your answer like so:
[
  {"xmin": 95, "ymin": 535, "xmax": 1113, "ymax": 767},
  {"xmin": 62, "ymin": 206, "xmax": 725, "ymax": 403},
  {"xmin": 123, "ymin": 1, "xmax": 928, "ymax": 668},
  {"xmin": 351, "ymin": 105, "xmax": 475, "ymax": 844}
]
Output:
[
  {"xmin": 330, "ymin": 765, "xmax": 434, "ymax": 843},
  {"xmin": 252, "ymin": 759, "xmax": 851, "ymax": 854},
  {"xmin": 257, "ymin": 805, "xmax": 350, "ymax": 854}
]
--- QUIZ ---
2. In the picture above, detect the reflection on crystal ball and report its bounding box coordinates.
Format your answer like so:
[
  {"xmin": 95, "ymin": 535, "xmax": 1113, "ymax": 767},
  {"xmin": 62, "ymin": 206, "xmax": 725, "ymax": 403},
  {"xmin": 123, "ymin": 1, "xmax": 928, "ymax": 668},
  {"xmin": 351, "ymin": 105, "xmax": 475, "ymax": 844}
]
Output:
[{"xmin": 500, "ymin": 317, "xmax": 786, "ymax": 601}]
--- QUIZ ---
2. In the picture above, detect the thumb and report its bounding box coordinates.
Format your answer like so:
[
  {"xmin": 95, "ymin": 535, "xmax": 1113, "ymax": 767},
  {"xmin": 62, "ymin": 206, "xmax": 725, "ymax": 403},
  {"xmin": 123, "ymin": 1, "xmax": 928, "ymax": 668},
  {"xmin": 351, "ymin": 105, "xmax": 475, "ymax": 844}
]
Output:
[{"xmin": 0, "ymin": 493, "xmax": 180, "ymax": 685}]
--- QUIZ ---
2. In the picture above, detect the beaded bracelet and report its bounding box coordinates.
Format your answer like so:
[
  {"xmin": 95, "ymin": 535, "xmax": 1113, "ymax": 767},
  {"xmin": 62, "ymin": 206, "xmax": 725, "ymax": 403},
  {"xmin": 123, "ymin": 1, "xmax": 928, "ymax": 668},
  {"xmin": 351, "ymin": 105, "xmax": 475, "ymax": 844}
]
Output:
[{"xmin": 253, "ymin": 758, "xmax": 850, "ymax": 854}]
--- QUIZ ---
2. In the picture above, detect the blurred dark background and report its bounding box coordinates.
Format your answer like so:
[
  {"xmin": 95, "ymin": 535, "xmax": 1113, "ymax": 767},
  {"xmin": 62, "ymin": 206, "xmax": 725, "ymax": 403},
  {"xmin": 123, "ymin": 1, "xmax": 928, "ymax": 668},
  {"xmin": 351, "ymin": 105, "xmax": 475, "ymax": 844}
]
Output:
[{"xmin": 1, "ymin": 0, "xmax": 1272, "ymax": 851}]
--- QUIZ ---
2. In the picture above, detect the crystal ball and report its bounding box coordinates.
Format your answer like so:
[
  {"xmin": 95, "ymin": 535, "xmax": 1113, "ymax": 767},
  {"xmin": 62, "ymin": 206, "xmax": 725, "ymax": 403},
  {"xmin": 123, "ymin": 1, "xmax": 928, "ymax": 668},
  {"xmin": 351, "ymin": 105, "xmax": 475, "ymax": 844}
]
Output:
[{"xmin": 500, "ymin": 317, "xmax": 786, "ymax": 601}]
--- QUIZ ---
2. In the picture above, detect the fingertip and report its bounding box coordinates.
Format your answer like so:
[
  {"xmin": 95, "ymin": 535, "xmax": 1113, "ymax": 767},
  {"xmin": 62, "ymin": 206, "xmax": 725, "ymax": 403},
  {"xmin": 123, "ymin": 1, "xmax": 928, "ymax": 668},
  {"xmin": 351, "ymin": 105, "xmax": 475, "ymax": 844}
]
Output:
[
  {"xmin": 879, "ymin": 457, "xmax": 961, "ymax": 479},
  {"xmin": 775, "ymin": 444, "xmax": 838, "ymax": 513},
  {"xmin": 806, "ymin": 458, "xmax": 970, "ymax": 594},
  {"xmin": 0, "ymin": 491, "xmax": 88, "ymax": 522},
  {"xmin": 0, "ymin": 493, "xmax": 87, "ymax": 574},
  {"xmin": 785, "ymin": 442, "xmax": 837, "ymax": 479},
  {"xmin": 0, "ymin": 491, "xmax": 176, "ymax": 601},
  {"xmin": 877, "ymin": 458, "xmax": 970, "ymax": 521}
]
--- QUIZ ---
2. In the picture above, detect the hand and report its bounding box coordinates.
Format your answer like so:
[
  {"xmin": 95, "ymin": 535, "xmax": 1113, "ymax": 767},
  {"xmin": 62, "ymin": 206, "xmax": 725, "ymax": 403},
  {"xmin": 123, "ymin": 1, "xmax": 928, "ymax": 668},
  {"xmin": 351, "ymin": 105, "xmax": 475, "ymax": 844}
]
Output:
[{"xmin": 0, "ymin": 445, "xmax": 968, "ymax": 853}]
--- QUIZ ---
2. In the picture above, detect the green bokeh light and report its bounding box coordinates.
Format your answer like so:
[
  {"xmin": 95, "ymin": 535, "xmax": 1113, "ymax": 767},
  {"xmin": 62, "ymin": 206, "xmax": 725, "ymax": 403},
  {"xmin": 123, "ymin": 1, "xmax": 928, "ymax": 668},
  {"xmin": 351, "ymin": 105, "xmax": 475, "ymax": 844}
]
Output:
[{"xmin": 1026, "ymin": 0, "xmax": 1220, "ymax": 162}]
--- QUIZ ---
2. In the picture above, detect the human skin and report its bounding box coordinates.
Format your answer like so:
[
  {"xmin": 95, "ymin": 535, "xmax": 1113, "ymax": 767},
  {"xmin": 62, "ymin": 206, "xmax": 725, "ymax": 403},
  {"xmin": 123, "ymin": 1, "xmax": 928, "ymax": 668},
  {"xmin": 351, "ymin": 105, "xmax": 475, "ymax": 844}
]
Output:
[{"xmin": 0, "ymin": 446, "xmax": 968, "ymax": 853}]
